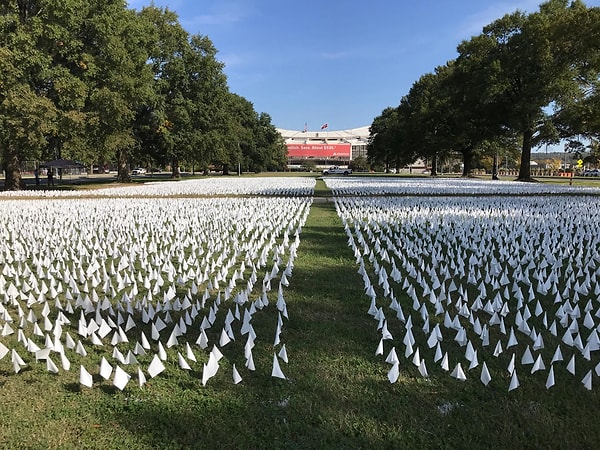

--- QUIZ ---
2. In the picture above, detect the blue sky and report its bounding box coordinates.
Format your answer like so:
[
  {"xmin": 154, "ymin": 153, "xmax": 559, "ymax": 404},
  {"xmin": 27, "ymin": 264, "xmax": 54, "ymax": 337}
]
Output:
[{"xmin": 128, "ymin": 0, "xmax": 600, "ymax": 133}]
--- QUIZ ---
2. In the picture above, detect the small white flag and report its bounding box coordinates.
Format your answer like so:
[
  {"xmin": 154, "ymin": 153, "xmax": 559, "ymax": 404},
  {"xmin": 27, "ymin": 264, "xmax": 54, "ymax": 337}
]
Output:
[
  {"xmin": 80, "ymin": 365, "xmax": 93, "ymax": 387},
  {"xmin": 271, "ymin": 353, "xmax": 286, "ymax": 379}
]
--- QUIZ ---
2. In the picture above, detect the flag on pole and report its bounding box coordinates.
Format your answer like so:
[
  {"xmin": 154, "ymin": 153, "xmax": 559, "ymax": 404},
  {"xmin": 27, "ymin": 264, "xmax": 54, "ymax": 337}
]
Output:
[{"xmin": 321, "ymin": 123, "xmax": 328, "ymax": 130}]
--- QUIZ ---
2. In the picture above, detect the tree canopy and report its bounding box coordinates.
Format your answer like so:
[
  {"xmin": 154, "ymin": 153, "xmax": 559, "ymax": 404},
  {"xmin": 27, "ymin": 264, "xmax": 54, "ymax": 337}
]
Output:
[
  {"xmin": 0, "ymin": 1, "xmax": 286, "ymax": 189},
  {"xmin": 369, "ymin": 0, "xmax": 600, "ymax": 180}
]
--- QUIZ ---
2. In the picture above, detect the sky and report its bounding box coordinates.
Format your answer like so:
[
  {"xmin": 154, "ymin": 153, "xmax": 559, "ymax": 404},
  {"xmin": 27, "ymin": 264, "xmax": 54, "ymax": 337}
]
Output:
[{"xmin": 127, "ymin": 0, "xmax": 600, "ymax": 134}]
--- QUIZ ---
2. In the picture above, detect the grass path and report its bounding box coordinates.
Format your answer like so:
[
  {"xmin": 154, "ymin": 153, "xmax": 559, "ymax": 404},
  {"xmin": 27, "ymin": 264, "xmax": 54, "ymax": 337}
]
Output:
[
  {"xmin": 280, "ymin": 189, "xmax": 390, "ymax": 447},
  {"xmin": 266, "ymin": 180, "xmax": 440, "ymax": 448}
]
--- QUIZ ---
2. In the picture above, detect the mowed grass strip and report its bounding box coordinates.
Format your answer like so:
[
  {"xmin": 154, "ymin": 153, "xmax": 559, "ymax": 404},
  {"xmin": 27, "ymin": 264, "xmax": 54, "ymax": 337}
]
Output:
[{"xmin": 274, "ymin": 181, "xmax": 447, "ymax": 448}]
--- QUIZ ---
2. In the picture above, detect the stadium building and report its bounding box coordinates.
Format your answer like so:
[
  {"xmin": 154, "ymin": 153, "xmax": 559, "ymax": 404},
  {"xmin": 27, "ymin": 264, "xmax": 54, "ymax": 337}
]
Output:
[{"xmin": 277, "ymin": 125, "xmax": 370, "ymax": 170}]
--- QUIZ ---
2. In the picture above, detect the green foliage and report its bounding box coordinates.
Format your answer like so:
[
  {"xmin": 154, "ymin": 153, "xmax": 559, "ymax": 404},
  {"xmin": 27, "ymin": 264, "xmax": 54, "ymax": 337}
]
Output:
[
  {"xmin": 453, "ymin": 1, "xmax": 600, "ymax": 180},
  {"xmin": 301, "ymin": 159, "xmax": 318, "ymax": 172},
  {"xmin": 0, "ymin": 1, "xmax": 285, "ymax": 189},
  {"xmin": 252, "ymin": 112, "xmax": 288, "ymax": 172},
  {"xmin": 349, "ymin": 155, "xmax": 369, "ymax": 172},
  {"xmin": 132, "ymin": 6, "xmax": 286, "ymax": 179},
  {"xmin": 371, "ymin": 0, "xmax": 600, "ymax": 182},
  {"xmin": 368, "ymin": 107, "xmax": 410, "ymax": 170}
]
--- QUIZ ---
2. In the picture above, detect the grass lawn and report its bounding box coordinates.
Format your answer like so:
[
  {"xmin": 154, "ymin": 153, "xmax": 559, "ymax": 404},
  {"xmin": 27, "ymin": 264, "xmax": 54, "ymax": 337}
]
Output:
[{"xmin": 1, "ymin": 177, "xmax": 600, "ymax": 449}]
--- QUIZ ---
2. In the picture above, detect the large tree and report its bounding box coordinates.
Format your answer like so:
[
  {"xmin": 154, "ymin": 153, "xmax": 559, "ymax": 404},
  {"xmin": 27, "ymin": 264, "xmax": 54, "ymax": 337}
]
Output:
[
  {"xmin": 400, "ymin": 69, "xmax": 462, "ymax": 176},
  {"xmin": 0, "ymin": 0, "xmax": 154, "ymax": 188},
  {"xmin": 370, "ymin": 63, "xmax": 502, "ymax": 177},
  {"xmin": 81, "ymin": 0, "xmax": 154, "ymax": 182},
  {"xmin": 368, "ymin": 106, "xmax": 409, "ymax": 171},
  {"xmin": 0, "ymin": 0, "xmax": 58, "ymax": 189},
  {"xmin": 552, "ymin": 3, "xmax": 600, "ymax": 145},
  {"xmin": 252, "ymin": 112, "xmax": 287, "ymax": 172},
  {"xmin": 138, "ymin": 6, "xmax": 230, "ymax": 178},
  {"xmin": 219, "ymin": 93, "xmax": 286, "ymax": 174},
  {"xmin": 455, "ymin": 0, "xmax": 597, "ymax": 181}
]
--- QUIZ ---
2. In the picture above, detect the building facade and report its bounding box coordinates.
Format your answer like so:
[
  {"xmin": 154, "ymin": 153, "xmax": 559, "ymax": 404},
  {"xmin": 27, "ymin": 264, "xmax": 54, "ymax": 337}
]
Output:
[{"xmin": 277, "ymin": 126, "xmax": 370, "ymax": 169}]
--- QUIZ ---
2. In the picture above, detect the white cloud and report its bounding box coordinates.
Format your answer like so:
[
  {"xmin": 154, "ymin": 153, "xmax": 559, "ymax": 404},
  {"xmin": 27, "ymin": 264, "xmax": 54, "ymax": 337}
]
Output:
[
  {"xmin": 455, "ymin": 0, "xmax": 543, "ymax": 40},
  {"xmin": 181, "ymin": 2, "xmax": 253, "ymax": 28},
  {"xmin": 219, "ymin": 52, "xmax": 246, "ymax": 69}
]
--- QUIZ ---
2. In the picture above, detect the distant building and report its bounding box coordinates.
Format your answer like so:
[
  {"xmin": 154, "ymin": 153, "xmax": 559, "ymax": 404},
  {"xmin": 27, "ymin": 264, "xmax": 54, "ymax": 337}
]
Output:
[{"xmin": 277, "ymin": 126, "xmax": 370, "ymax": 169}]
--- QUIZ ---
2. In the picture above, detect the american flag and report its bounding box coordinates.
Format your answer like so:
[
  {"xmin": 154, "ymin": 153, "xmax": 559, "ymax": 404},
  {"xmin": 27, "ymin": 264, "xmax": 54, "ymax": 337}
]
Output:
[{"xmin": 321, "ymin": 123, "xmax": 328, "ymax": 130}]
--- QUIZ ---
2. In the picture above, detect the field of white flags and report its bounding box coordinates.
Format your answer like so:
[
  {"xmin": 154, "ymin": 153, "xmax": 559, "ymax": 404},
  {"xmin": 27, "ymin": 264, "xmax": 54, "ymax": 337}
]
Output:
[
  {"xmin": 325, "ymin": 176, "xmax": 600, "ymax": 196},
  {"xmin": 0, "ymin": 176, "xmax": 316, "ymax": 198},
  {"xmin": 4, "ymin": 173, "xmax": 600, "ymax": 395},
  {"xmin": 0, "ymin": 177, "xmax": 315, "ymax": 390},
  {"xmin": 327, "ymin": 178, "xmax": 600, "ymax": 391}
]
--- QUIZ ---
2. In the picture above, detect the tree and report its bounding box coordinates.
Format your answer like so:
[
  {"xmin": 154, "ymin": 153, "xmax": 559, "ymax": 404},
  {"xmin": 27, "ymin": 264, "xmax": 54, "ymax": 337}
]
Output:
[
  {"xmin": 134, "ymin": 6, "xmax": 187, "ymax": 174},
  {"xmin": 403, "ymin": 73, "xmax": 441, "ymax": 175},
  {"xmin": 301, "ymin": 159, "xmax": 317, "ymax": 172},
  {"xmin": 552, "ymin": 4, "xmax": 600, "ymax": 145},
  {"xmin": 0, "ymin": 0, "xmax": 154, "ymax": 188},
  {"xmin": 441, "ymin": 60, "xmax": 514, "ymax": 177},
  {"xmin": 221, "ymin": 93, "xmax": 254, "ymax": 174},
  {"xmin": 80, "ymin": 1, "xmax": 155, "ymax": 182},
  {"xmin": 455, "ymin": 1, "xmax": 597, "ymax": 181},
  {"xmin": 35, "ymin": 0, "xmax": 91, "ymax": 165},
  {"xmin": 184, "ymin": 34, "xmax": 230, "ymax": 176},
  {"xmin": 1, "ymin": 1, "xmax": 291, "ymax": 186},
  {"xmin": 368, "ymin": 107, "xmax": 407, "ymax": 171},
  {"xmin": 0, "ymin": 1, "xmax": 58, "ymax": 189},
  {"xmin": 138, "ymin": 7, "xmax": 231, "ymax": 178},
  {"xmin": 0, "ymin": 83, "xmax": 57, "ymax": 190},
  {"xmin": 349, "ymin": 155, "xmax": 369, "ymax": 172},
  {"xmin": 219, "ymin": 94, "xmax": 286, "ymax": 174},
  {"xmin": 251, "ymin": 112, "xmax": 287, "ymax": 172},
  {"xmin": 389, "ymin": 64, "xmax": 492, "ymax": 178}
]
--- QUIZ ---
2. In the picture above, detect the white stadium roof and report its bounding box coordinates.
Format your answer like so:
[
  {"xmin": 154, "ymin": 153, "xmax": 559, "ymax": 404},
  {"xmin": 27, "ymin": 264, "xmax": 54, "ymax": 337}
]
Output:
[{"xmin": 277, "ymin": 126, "xmax": 370, "ymax": 141}]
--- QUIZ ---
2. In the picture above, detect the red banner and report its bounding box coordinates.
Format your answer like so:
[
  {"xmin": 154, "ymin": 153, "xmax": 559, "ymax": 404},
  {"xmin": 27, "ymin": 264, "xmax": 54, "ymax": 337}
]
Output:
[{"xmin": 286, "ymin": 143, "xmax": 351, "ymax": 158}]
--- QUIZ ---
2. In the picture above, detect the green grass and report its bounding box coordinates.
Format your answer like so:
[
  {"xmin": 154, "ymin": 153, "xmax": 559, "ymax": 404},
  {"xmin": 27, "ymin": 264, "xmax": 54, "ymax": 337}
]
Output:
[{"xmin": 2, "ymin": 178, "xmax": 600, "ymax": 449}]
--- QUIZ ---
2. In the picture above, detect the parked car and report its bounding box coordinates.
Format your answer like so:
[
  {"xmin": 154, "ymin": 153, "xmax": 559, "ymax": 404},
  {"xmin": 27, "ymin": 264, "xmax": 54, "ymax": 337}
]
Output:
[
  {"xmin": 583, "ymin": 169, "xmax": 600, "ymax": 177},
  {"xmin": 131, "ymin": 168, "xmax": 147, "ymax": 175},
  {"xmin": 92, "ymin": 165, "xmax": 110, "ymax": 174},
  {"xmin": 322, "ymin": 166, "xmax": 352, "ymax": 176}
]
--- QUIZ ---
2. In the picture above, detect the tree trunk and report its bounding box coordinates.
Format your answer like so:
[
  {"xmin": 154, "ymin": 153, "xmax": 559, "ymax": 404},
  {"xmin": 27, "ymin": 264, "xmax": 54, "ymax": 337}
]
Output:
[
  {"xmin": 517, "ymin": 126, "xmax": 534, "ymax": 181},
  {"xmin": 171, "ymin": 157, "xmax": 181, "ymax": 179},
  {"xmin": 222, "ymin": 163, "xmax": 229, "ymax": 175},
  {"xmin": 3, "ymin": 144, "xmax": 24, "ymax": 191},
  {"xmin": 492, "ymin": 152, "xmax": 499, "ymax": 180},
  {"xmin": 462, "ymin": 146, "xmax": 474, "ymax": 177},
  {"xmin": 430, "ymin": 153, "xmax": 438, "ymax": 176},
  {"xmin": 116, "ymin": 149, "xmax": 131, "ymax": 183}
]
